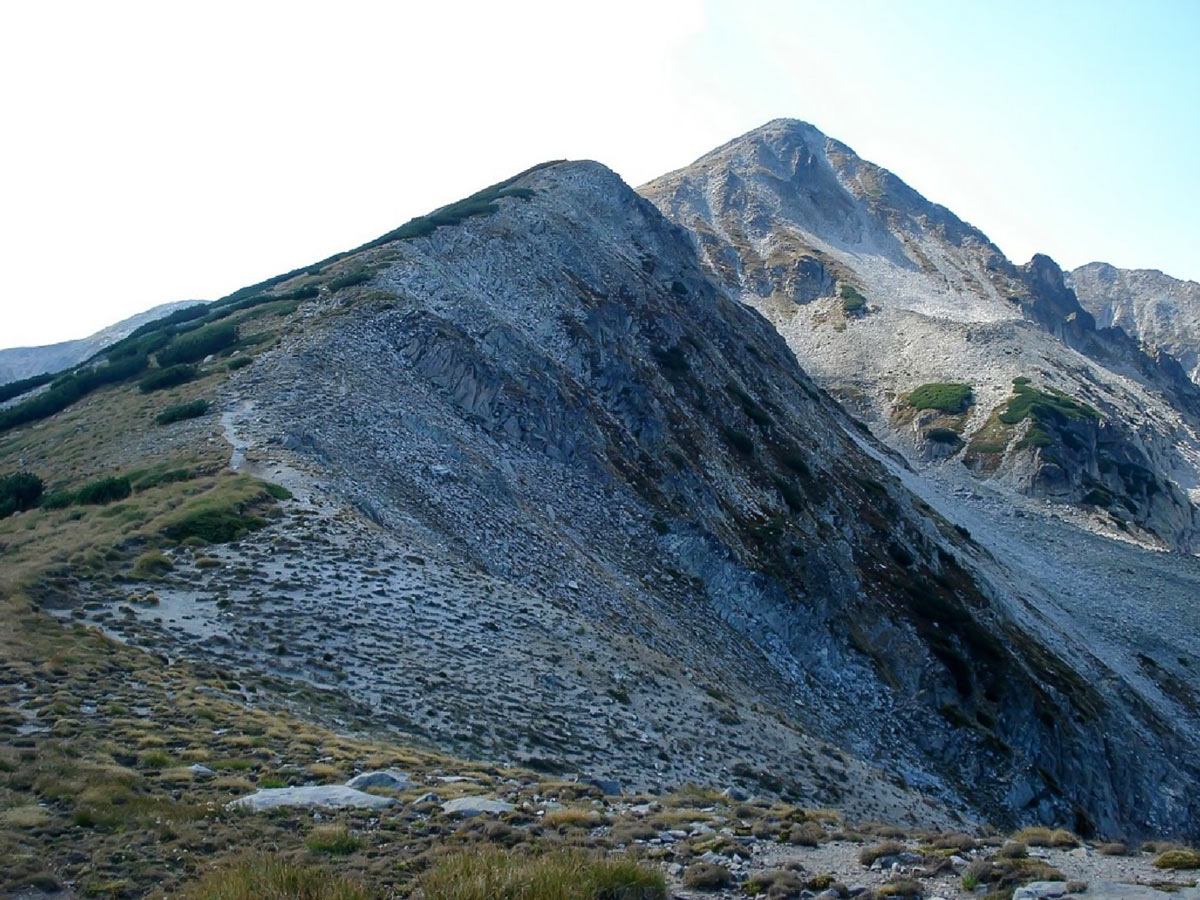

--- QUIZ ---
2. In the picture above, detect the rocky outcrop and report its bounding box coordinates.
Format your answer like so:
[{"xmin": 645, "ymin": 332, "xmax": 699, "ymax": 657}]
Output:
[
  {"xmin": 198, "ymin": 159, "xmax": 1200, "ymax": 838},
  {"xmin": 639, "ymin": 119, "xmax": 1200, "ymax": 550},
  {"xmin": 1069, "ymin": 261, "xmax": 1200, "ymax": 385}
]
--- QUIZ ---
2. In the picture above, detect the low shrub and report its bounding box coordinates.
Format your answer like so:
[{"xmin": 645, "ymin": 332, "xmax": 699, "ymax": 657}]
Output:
[
  {"xmin": 0, "ymin": 371, "xmax": 57, "ymax": 404},
  {"xmin": 41, "ymin": 491, "xmax": 74, "ymax": 510},
  {"xmin": 326, "ymin": 269, "xmax": 373, "ymax": 291},
  {"xmin": 155, "ymin": 399, "xmax": 209, "ymax": 425},
  {"xmin": 840, "ymin": 283, "xmax": 867, "ymax": 313},
  {"xmin": 0, "ymin": 472, "xmax": 44, "ymax": 518},
  {"xmin": 140, "ymin": 364, "xmax": 200, "ymax": 393},
  {"xmin": 162, "ymin": 508, "xmax": 265, "ymax": 544},
  {"xmin": 227, "ymin": 356, "xmax": 253, "ymax": 371},
  {"xmin": 157, "ymin": 323, "xmax": 238, "ymax": 367},
  {"xmin": 74, "ymin": 477, "xmax": 132, "ymax": 506}
]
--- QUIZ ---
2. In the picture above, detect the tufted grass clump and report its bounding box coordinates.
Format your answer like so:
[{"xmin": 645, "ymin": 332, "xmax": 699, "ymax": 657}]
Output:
[
  {"xmin": 1154, "ymin": 849, "xmax": 1200, "ymax": 869},
  {"xmin": 132, "ymin": 550, "xmax": 174, "ymax": 577},
  {"xmin": 178, "ymin": 856, "xmax": 371, "ymax": 900},
  {"xmin": 859, "ymin": 841, "xmax": 905, "ymax": 866},
  {"xmin": 305, "ymin": 825, "xmax": 363, "ymax": 855},
  {"xmin": 1014, "ymin": 826, "xmax": 1079, "ymax": 848},
  {"xmin": 420, "ymin": 847, "xmax": 665, "ymax": 900}
]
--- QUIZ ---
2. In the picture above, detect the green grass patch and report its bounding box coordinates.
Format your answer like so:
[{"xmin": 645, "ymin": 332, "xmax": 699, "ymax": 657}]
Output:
[
  {"xmin": 906, "ymin": 383, "xmax": 972, "ymax": 414},
  {"xmin": 158, "ymin": 477, "xmax": 276, "ymax": 544},
  {"xmin": 263, "ymin": 482, "xmax": 293, "ymax": 501},
  {"xmin": 999, "ymin": 379, "xmax": 1099, "ymax": 427}
]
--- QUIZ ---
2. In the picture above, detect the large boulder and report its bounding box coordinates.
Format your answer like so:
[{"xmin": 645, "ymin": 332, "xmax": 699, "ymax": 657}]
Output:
[{"xmin": 227, "ymin": 785, "xmax": 395, "ymax": 811}]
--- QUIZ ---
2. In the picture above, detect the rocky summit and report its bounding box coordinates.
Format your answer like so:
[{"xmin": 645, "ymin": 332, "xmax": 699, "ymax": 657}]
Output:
[
  {"xmin": 640, "ymin": 119, "xmax": 1200, "ymax": 551},
  {"xmin": 1, "ymin": 125, "xmax": 1198, "ymax": 900}
]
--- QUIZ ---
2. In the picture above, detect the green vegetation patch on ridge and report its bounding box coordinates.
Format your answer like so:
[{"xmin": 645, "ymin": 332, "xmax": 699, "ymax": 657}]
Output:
[
  {"xmin": 156, "ymin": 399, "xmax": 209, "ymax": 425},
  {"xmin": 906, "ymin": 383, "xmax": 973, "ymax": 414},
  {"xmin": 0, "ymin": 355, "xmax": 148, "ymax": 434},
  {"xmin": 156, "ymin": 323, "xmax": 239, "ymax": 367},
  {"xmin": 840, "ymin": 283, "xmax": 867, "ymax": 313},
  {"xmin": 139, "ymin": 364, "xmax": 200, "ymax": 393},
  {"xmin": 999, "ymin": 379, "xmax": 1099, "ymax": 427}
]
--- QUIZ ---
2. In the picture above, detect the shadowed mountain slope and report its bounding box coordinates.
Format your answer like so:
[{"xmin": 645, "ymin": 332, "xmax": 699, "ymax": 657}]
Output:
[{"xmin": 3, "ymin": 159, "xmax": 1197, "ymax": 840}]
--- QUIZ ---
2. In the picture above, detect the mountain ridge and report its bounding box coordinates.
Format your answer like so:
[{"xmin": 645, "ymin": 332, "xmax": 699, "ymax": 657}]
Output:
[
  {"xmin": 1, "ymin": 138, "xmax": 1199, "ymax": 900},
  {"xmin": 0, "ymin": 300, "xmax": 205, "ymax": 384},
  {"xmin": 640, "ymin": 118, "xmax": 1200, "ymax": 551}
]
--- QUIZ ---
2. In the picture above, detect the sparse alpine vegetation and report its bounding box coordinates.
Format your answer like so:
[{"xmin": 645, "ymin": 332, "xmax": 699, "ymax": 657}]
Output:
[
  {"xmin": 999, "ymin": 378, "xmax": 1100, "ymax": 450},
  {"xmin": 840, "ymin": 283, "xmax": 867, "ymax": 313},
  {"xmin": 906, "ymin": 383, "xmax": 973, "ymax": 414}
]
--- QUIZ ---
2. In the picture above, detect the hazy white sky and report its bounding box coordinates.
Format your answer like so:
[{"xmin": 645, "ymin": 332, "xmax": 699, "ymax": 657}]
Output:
[{"xmin": 1, "ymin": 0, "xmax": 1197, "ymax": 348}]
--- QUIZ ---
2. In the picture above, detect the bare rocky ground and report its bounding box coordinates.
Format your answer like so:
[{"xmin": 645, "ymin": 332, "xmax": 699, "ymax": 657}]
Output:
[{"xmin": 59, "ymin": 399, "xmax": 950, "ymax": 830}]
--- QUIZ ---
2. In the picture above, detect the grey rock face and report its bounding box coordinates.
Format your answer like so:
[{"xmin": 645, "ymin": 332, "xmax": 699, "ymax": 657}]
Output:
[
  {"xmin": 227, "ymin": 785, "xmax": 395, "ymax": 811},
  {"xmin": 640, "ymin": 119, "xmax": 1200, "ymax": 549},
  {"xmin": 211, "ymin": 159, "xmax": 1199, "ymax": 839},
  {"xmin": 1069, "ymin": 262, "xmax": 1200, "ymax": 385},
  {"xmin": 344, "ymin": 769, "xmax": 415, "ymax": 791},
  {"xmin": 440, "ymin": 797, "xmax": 515, "ymax": 816}
]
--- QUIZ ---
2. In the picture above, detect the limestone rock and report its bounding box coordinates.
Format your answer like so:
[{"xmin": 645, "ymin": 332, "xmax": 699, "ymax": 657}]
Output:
[{"xmin": 227, "ymin": 785, "xmax": 395, "ymax": 811}]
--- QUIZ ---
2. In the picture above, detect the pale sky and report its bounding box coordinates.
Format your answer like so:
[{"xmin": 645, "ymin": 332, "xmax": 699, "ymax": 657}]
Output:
[{"xmin": 1, "ymin": 0, "xmax": 1197, "ymax": 349}]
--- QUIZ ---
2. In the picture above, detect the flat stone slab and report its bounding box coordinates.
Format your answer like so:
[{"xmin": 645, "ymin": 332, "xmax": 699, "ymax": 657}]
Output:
[
  {"xmin": 228, "ymin": 785, "xmax": 395, "ymax": 811},
  {"xmin": 345, "ymin": 769, "xmax": 415, "ymax": 791},
  {"xmin": 1015, "ymin": 883, "xmax": 1200, "ymax": 900},
  {"xmin": 440, "ymin": 796, "xmax": 515, "ymax": 816}
]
